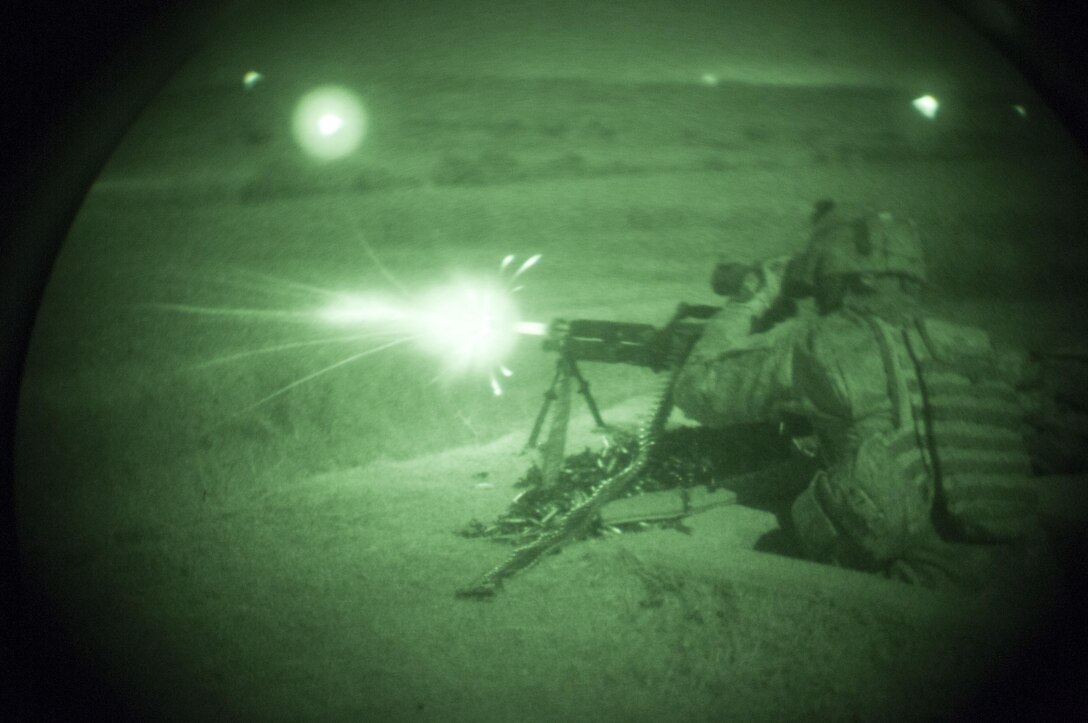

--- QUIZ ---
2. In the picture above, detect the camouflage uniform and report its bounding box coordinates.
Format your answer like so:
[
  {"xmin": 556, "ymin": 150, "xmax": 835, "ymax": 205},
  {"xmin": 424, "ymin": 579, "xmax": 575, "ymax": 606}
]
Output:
[{"xmin": 675, "ymin": 205, "xmax": 1041, "ymax": 589}]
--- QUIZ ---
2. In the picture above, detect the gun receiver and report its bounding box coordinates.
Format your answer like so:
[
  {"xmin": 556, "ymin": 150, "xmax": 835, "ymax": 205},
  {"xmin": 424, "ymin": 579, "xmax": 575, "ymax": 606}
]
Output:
[
  {"xmin": 543, "ymin": 319, "xmax": 658, "ymax": 366},
  {"xmin": 542, "ymin": 302, "xmax": 719, "ymax": 371}
]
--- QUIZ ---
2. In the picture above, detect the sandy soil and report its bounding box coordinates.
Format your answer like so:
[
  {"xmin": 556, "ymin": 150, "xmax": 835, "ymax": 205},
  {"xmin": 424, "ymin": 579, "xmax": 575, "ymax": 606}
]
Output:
[{"xmin": 20, "ymin": 399, "xmax": 1070, "ymax": 721}]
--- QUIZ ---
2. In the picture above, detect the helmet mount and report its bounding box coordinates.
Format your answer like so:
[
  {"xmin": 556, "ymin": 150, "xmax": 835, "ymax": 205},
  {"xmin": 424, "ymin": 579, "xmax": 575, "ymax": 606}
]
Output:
[{"xmin": 796, "ymin": 201, "xmax": 927, "ymax": 291}]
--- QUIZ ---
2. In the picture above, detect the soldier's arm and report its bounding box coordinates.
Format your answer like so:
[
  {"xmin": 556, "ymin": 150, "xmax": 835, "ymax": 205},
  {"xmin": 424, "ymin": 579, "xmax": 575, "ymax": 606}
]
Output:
[{"xmin": 673, "ymin": 301, "xmax": 803, "ymax": 427}]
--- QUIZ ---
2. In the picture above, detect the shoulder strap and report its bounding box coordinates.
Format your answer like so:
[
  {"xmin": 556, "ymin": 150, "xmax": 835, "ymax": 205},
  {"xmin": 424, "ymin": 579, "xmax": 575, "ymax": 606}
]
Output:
[{"xmin": 857, "ymin": 314, "xmax": 912, "ymax": 430}]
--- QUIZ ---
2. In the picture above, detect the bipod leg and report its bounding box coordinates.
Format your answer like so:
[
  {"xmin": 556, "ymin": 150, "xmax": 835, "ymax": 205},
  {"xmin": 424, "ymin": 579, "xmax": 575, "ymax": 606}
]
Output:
[
  {"xmin": 538, "ymin": 357, "xmax": 573, "ymax": 489},
  {"xmin": 525, "ymin": 360, "xmax": 564, "ymax": 450},
  {"xmin": 567, "ymin": 357, "xmax": 607, "ymax": 430}
]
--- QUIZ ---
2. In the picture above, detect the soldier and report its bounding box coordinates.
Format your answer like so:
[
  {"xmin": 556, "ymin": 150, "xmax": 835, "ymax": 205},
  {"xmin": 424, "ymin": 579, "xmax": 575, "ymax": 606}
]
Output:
[{"xmin": 674, "ymin": 200, "xmax": 1048, "ymax": 591}]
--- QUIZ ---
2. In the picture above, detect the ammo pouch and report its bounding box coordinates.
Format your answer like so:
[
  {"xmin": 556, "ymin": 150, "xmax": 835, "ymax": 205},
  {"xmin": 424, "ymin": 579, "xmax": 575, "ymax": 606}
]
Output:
[{"xmin": 879, "ymin": 317, "xmax": 1039, "ymax": 543}]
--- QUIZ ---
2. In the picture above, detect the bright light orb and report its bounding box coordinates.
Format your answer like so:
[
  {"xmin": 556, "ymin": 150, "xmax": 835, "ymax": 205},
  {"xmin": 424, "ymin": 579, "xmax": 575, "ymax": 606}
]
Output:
[
  {"xmin": 413, "ymin": 280, "xmax": 521, "ymax": 375},
  {"xmin": 912, "ymin": 94, "xmax": 940, "ymax": 120},
  {"xmin": 243, "ymin": 70, "xmax": 263, "ymax": 90},
  {"xmin": 292, "ymin": 86, "xmax": 367, "ymax": 160},
  {"xmin": 318, "ymin": 113, "xmax": 344, "ymax": 136}
]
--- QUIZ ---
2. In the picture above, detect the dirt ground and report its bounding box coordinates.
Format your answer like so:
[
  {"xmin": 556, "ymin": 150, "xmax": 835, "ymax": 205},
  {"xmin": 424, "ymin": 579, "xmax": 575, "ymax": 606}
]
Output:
[{"xmin": 19, "ymin": 400, "xmax": 1084, "ymax": 721}]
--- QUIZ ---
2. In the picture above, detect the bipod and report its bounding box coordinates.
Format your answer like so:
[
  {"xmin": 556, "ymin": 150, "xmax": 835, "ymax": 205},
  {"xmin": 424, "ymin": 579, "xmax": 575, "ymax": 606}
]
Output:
[
  {"xmin": 524, "ymin": 353, "xmax": 607, "ymax": 489},
  {"xmin": 526, "ymin": 352, "xmax": 607, "ymax": 449}
]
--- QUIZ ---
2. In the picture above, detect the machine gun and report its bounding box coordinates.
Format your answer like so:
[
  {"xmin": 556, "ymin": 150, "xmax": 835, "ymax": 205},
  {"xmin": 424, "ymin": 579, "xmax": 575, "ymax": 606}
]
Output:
[
  {"xmin": 523, "ymin": 255, "xmax": 804, "ymax": 467},
  {"xmin": 524, "ymin": 302, "xmax": 719, "ymax": 455},
  {"xmin": 457, "ymin": 299, "xmax": 754, "ymax": 599}
]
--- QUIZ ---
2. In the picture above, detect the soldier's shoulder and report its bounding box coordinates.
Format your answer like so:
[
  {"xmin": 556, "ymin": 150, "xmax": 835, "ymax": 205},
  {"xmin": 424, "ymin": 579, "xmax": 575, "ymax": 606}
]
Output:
[
  {"xmin": 805, "ymin": 310, "xmax": 882, "ymax": 346},
  {"xmin": 917, "ymin": 316, "xmax": 994, "ymax": 362},
  {"xmin": 799, "ymin": 311, "xmax": 884, "ymax": 367}
]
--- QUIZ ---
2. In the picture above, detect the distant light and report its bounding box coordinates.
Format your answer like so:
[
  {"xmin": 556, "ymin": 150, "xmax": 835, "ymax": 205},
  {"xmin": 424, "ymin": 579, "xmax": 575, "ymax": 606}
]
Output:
[
  {"xmin": 1013, "ymin": 104, "xmax": 1028, "ymax": 118},
  {"xmin": 912, "ymin": 94, "xmax": 940, "ymax": 120},
  {"xmin": 318, "ymin": 113, "xmax": 344, "ymax": 136},
  {"xmin": 701, "ymin": 73, "xmax": 719, "ymax": 86},
  {"xmin": 243, "ymin": 70, "xmax": 263, "ymax": 90},
  {"xmin": 292, "ymin": 86, "xmax": 368, "ymax": 160}
]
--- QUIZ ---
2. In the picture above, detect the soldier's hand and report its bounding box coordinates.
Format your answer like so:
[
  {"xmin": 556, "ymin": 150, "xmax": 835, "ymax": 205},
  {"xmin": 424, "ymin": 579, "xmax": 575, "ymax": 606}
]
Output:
[{"xmin": 749, "ymin": 255, "xmax": 791, "ymax": 313}]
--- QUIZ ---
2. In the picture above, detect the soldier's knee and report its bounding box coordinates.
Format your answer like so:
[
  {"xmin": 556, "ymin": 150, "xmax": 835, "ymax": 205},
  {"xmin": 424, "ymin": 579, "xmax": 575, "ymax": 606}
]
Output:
[
  {"xmin": 790, "ymin": 477, "xmax": 841, "ymax": 563},
  {"xmin": 791, "ymin": 470, "xmax": 929, "ymax": 571},
  {"xmin": 889, "ymin": 531, "xmax": 1059, "ymax": 594}
]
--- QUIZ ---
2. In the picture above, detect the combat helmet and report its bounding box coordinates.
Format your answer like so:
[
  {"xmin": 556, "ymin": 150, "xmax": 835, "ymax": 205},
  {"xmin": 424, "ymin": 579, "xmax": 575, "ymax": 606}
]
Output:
[{"xmin": 792, "ymin": 200, "xmax": 927, "ymax": 291}]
